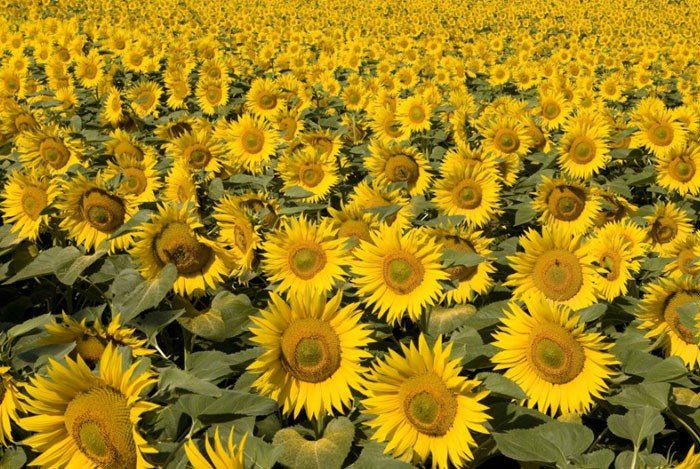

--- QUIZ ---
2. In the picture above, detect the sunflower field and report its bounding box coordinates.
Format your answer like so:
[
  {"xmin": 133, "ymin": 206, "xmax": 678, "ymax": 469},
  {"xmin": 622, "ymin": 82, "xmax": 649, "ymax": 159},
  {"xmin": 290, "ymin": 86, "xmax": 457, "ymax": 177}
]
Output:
[{"xmin": 1, "ymin": 0, "xmax": 700, "ymax": 467}]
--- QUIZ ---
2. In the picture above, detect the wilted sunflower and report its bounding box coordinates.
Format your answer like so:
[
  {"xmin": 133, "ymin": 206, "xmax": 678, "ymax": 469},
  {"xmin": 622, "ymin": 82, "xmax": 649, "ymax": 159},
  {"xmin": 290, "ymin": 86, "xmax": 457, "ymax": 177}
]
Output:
[
  {"xmin": 216, "ymin": 113, "xmax": 279, "ymax": 175},
  {"xmin": 16, "ymin": 122, "xmax": 82, "ymax": 175},
  {"xmin": 637, "ymin": 277, "xmax": 700, "ymax": 368},
  {"xmin": 365, "ymin": 140, "xmax": 432, "ymax": 197},
  {"xmin": 505, "ymin": 226, "xmax": 598, "ymax": 310},
  {"xmin": 131, "ymin": 203, "xmax": 232, "ymax": 296},
  {"xmin": 361, "ymin": 334, "xmax": 490, "ymax": 469},
  {"xmin": 655, "ymin": 143, "xmax": 700, "ymax": 196},
  {"xmin": 261, "ymin": 216, "xmax": 348, "ymax": 298},
  {"xmin": 663, "ymin": 233, "xmax": 700, "ymax": 279},
  {"xmin": 101, "ymin": 153, "xmax": 162, "ymax": 204},
  {"xmin": 587, "ymin": 232, "xmax": 640, "ymax": 302},
  {"xmin": 558, "ymin": 114, "xmax": 611, "ymax": 180},
  {"xmin": 1, "ymin": 168, "xmax": 57, "ymax": 241},
  {"xmin": 277, "ymin": 147, "xmax": 339, "ymax": 203},
  {"xmin": 20, "ymin": 344, "xmax": 157, "ymax": 468},
  {"xmin": 128, "ymin": 80, "xmax": 162, "ymax": 118},
  {"xmin": 185, "ymin": 427, "xmax": 247, "ymax": 469},
  {"xmin": 351, "ymin": 224, "xmax": 448, "ymax": 324},
  {"xmin": 166, "ymin": 128, "xmax": 222, "ymax": 179},
  {"xmin": 56, "ymin": 172, "xmax": 137, "ymax": 253},
  {"xmin": 491, "ymin": 298, "xmax": 618, "ymax": 416},
  {"xmin": 532, "ymin": 176, "xmax": 601, "ymax": 236},
  {"xmin": 0, "ymin": 367, "xmax": 23, "ymax": 446},
  {"xmin": 248, "ymin": 291, "xmax": 372, "ymax": 419},
  {"xmin": 246, "ymin": 77, "xmax": 285, "ymax": 119},
  {"xmin": 43, "ymin": 312, "xmax": 152, "ymax": 364},
  {"xmin": 428, "ymin": 225, "xmax": 496, "ymax": 304},
  {"xmin": 432, "ymin": 162, "xmax": 501, "ymax": 227},
  {"xmin": 213, "ymin": 194, "xmax": 262, "ymax": 278},
  {"xmin": 645, "ymin": 202, "xmax": 693, "ymax": 255}
]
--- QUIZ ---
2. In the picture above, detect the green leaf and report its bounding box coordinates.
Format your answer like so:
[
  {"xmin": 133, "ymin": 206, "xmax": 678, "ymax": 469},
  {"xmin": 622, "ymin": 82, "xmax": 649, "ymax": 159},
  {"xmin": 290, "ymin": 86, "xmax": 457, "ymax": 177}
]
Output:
[
  {"xmin": 111, "ymin": 265, "xmax": 177, "ymax": 323},
  {"xmin": 571, "ymin": 449, "xmax": 615, "ymax": 469},
  {"xmin": 186, "ymin": 350, "xmax": 244, "ymax": 382},
  {"xmin": 55, "ymin": 242, "xmax": 109, "ymax": 285},
  {"xmin": 607, "ymin": 382, "xmax": 670, "ymax": 410},
  {"xmin": 274, "ymin": 417, "xmax": 355, "ymax": 469},
  {"xmin": 362, "ymin": 204, "xmax": 401, "ymax": 221},
  {"xmin": 0, "ymin": 446, "xmax": 27, "ymax": 468},
  {"xmin": 196, "ymin": 390, "xmax": 278, "ymax": 418},
  {"xmin": 208, "ymin": 177, "xmax": 224, "ymax": 200},
  {"xmin": 621, "ymin": 351, "xmax": 688, "ymax": 383},
  {"xmin": 178, "ymin": 291, "xmax": 255, "ymax": 341},
  {"xmin": 514, "ymin": 203, "xmax": 537, "ymax": 226},
  {"xmin": 614, "ymin": 451, "xmax": 666, "ymax": 469},
  {"xmin": 427, "ymin": 304, "xmax": 477, "ymax": 336},
  {"xmin": 441, "ymin": 249, "xmax": 485, "ymax": 268},
  {"xmin": 109, "ymin": 209, "xmax": 154, "ymax": 239},
  {"xmin": 477, "ymin": 372, "xmax": 527, "ymax": 399},
  {"xmin": 159, "ymin": 368, "xmax": 224, "ymax": 397},
  {"xmin": 577, "ymin": 303, "xmax": 607, "ymax": 323},
  {"xmin": 494, "ymin": 421, "xmax": 594, "ymax": 467},
  {"xmin": 7, "ymin": 313, "xmax": 54, "ymax": 340},
  {"xmin": 677, "ymin": 301, "xmax": 700, "ymax": 338},
  {"xmin": 4, "ymin": 246, "xmax": 81, "ymax": 284},
  {"xmin": 284, "ymin": 185, "xmax": 315, "ymax": 198},
  {"xmin": 347, "ymin": 441, "xmax": 414, "ymax": 469},
  {"xmin": 607, "ymin": 406, "xmax": 665, "ymax": 447}
]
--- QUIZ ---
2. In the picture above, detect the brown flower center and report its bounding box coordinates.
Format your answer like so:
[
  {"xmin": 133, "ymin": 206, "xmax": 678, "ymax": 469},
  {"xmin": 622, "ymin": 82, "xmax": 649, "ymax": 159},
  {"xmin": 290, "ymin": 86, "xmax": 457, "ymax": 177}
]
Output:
[{"xmin": 154, "ymin": 222, "xmax": 212, "ymax": 274}]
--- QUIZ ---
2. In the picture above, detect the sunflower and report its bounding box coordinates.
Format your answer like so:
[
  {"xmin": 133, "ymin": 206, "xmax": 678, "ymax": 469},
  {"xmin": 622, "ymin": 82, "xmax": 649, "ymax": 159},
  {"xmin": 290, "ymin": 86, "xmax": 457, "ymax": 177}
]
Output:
[
  {"xmin": 185, "ymin": 427, "xmax": 247, "ymax": 469},
  {"xmin": 593, "ymin": 219, "xmax": 649, "ymax": 261},
  {"xmin": 128, "ymin": 81, "xmax": 162, "ymax": 118},
  {"xmin": 432, "ymin": 162, "xmax": 501, "ymax": 227},
  {"xmin": 216, "ymin": 113, "xmax": 279, "ymax": 175},
  {"xmin": 246, "ymin": 77, "xmax": 285, "ymax": 119},
  {"xmin": 637, "ymin": 277, "xmax": 700, "ymax": 368},
  {"xmin": 56, "ymin": 173, "xmax": 137, "ymax": 253},
  {"xmin": 162, "ymin": 162, "xmax": 199, "ymax": 206},
  {"xmin": 102, "ymin": 86, "xmax": 125, "ymax": 126},
  {"xmin": 261, "ymin": 216, "xmax": 348, "ymax": 298},
  {"xmin": 428, "ymin": 225, "xmax": 496, "ymax": 304},
  {"xmin": 368, "ymin": 105, "xmax": 406, "ymax": 144},
  {"xmin": 75, "ymin": 50, "xmax": 104, "ymax": 89},
  {"xmin": 101, "ymin": 153, "xmax": 162, "ymax": 204},
  {"xmin": 674, "ymin": 446, "xmax": 700, "ymax": 469},
  {"xmin": 396, "ymin": 94, "xmax": 432, "ymax": 134},
  {"xmin": 164, "ymin": 71, "xmax": 191, "ymax": 110},
  {"xmin": 228, "ymin": 191, "xmax": 280, "ymax": 230},
  {"xmin": 655, "ymin": 143, "xmax": 700, "ymax": 196},
  {"xmin": 43, "ymin": 312, "xmax": 153, "ymax": 364},
  {"xmin": 131, "ymin": 203, "xmax": 232, "ymax": 296},
  {"xmin": 166, "ymin": 128, "xmax": 222, "ymax": 179},
  {"xmin": 532, "ymin": 177, "xmax": 601, "ymax": 236},
  {"xmin": 213, "ymin": 194, "xmax": 262, "ymax": 278},
  {"xmin": 0, "ymin": 367, "xmax": 23, "ymax": 446},
  {"xmin": 558, "ymin": 115, "xmax": 611, "ymax": 180},
  {"xmin": 20, "ymin": 344, "xmax": 158, "ymax": 468},
  {"xmin": 277, "ymin": 147, "xmax": 339, "ymax": 203},
  {"xmin": 327, "ymin": 202, "xmax": 375, "ymax": 248},
  {"xmin": 537, "ymin": 89, "xmax": 572, "ymax": 130},
  {"xmin": 645, "ymin": 202, "xmax": 693, "ymax": 255},
  {"xmin": 104, "ymin": 129, "xmax": 155, "ymax": 162},
  {"xmin": 631, "ymin": 107, "xmax": 687, "ymax": 159},
  {"xmin": 350, "ymin": 224, "xmax": 447, "ymax": 324},
  {"xmin": 365, "ymin": 140, "xmax": 432, "ymax": 197},
  {"xmin": 195, "ymin": 77, "xmax": 229, "ymax": 116},
  {"xmin": 0, "ymin": 99, "xmax": 41, "ymax": 137},
  {"xmin": 439, "ymin": 143, "xmax": 496, "ymax": 177},
  {"xmin": 349, "ymin": 180, "xmax": 414, "ymax": 230},
  {"xmin": 16, "ymin": 123, "xmax": 83, "ymax": 175},
  {"xmin": 1, "ymin": 168, "xmax": 57, "ymax": 241},
  {"xmin": 479, "ymin": 115, "xmax": 534, "ymax": 160},
  {"xmin": 297, "ymin": 128, "xmax": 344, "ymax": 163},
  {"xmin": 663, "ymin": 233, "xmax": 700, "ymax": 279},
  {"xmin": 491, "ymin": 298, "xmax": 618, "ymax": 416},
  {"xmin": 361, "ymin": 334, "xmax": 490, "ymax": 469},
  {"xmin": 274, "ymin": 108, "xmax": 304, "ymax": 142},
  {"xmin": 248, "ymin": 291, "xmax": 372, "ymax": 419},
  {"xmin": 505, "ymin": 226, "xmax": 598, "ymax": 311},
  {"xmin": 587, "ymin": 231, "xmax": 640, "ymax": 302}
]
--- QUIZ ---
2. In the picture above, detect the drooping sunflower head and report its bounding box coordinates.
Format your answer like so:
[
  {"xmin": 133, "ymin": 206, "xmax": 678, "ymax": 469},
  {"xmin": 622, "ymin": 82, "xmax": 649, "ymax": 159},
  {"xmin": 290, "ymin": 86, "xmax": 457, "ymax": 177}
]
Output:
[
  {"xmin": 131, "ymin": 202, "xmax": 232, "ymax": 296},
  {"xmin": 492, "ymin": 298, "xmax": 619, "ymax": 416},
  {"xmin": 361, "ymin": 334, "xmax": 490, "ymax": 469},
  {"xmin": 248, "ymin": 291, "xmax": 372, "ymax": 419},
  {"xmin": 20, "ymin": 344, "xmax": 158, "ymax": 468},
  {"xmin": 56, "ymin": 172, "xmax": 136, "ymax": 252},
  {"xmin": 365, "ymin": 140, "xmax": 432, "ymax": 196},
  {"xmin": 505, "ymin": 226, "xmax": 598, "ymax": 311},
  {"xmin": 228, "ymin": 191, "xmax": 280, "ymax": 230},
  {"xmin": 532, "ymin": 176, "xmax": 601, "ymax": 236}
]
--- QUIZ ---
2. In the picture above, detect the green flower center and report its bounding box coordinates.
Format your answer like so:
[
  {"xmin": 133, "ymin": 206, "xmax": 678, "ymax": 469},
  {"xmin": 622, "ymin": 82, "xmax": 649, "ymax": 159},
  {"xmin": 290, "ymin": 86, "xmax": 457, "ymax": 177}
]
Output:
[{"xmin": 288, "ymin": 244, "xmax": 327, "ymax": 280}]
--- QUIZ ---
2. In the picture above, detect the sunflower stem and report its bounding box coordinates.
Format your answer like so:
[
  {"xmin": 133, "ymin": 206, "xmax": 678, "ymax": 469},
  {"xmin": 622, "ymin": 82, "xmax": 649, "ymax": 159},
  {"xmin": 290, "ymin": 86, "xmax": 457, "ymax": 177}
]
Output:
[{"xmin": 313, "ymin": 414, "xmax": 326, "ymax": 439}]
